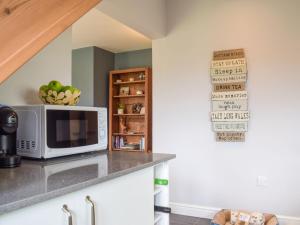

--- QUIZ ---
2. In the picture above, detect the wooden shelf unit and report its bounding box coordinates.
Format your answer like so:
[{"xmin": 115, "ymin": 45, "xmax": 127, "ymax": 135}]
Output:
[
  {"xmin": 113, "ymin": 80, "xmax": 145, "ymax": 85},
  {"xmin": 113, "ymin": 114, "xmax": 145, "ymax": 117},
  {"xmin": 112, "ymin": 133, "xmax": 145, "ymax": 136},
  {"xmin": 112, "ymin": 148, "xmax": 144, "ymax": 152},
  {"xmin": 113, "ymin": 94, "xmax": 145, "ymax": 98},
  {"xmin": 109, "ymin": 67, "xmax": 152, "ymax": 152}
]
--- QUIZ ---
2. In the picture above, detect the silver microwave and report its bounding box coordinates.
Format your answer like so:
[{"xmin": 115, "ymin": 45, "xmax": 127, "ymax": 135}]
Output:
[{"xmin": 12, "ymin": 105, "xmax": 107, "ymax": 159}]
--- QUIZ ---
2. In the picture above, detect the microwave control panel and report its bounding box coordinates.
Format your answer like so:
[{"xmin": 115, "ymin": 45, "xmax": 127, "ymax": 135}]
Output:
[{"xmin": 98, "ymin": 108, "xmax": 107, "ymax": 148}]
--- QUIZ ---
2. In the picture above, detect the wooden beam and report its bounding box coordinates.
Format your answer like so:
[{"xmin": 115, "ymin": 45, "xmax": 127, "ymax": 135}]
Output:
[{"xmin": 0, "ymin": 0, "xmax": 101, "ymax": 84}]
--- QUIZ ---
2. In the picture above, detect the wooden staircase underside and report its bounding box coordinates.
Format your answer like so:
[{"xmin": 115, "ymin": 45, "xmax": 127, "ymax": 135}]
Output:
[{"xmin": 0, "ymin": 0, "xmax": 101, "ymax": 84}]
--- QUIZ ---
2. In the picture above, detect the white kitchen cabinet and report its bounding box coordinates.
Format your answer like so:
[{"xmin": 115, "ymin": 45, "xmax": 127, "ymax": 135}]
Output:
[{"xmin": 0, "ymin": 167, "xmax": 154, "ymax": 225}]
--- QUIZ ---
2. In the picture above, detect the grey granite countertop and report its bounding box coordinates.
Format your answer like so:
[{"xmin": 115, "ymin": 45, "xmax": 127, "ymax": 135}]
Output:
[{"xmin": 0, "ymin": 151, "xmax": 175, "ymax": 215}]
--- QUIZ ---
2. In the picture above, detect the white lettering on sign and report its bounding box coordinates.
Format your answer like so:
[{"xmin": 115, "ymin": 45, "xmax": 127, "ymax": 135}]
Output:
[
  {"xmin": 211, "ymin": 91, "xmax": 247, "ymax": 101},
  {"xmin": 211, "ymin": 74, "xmax": 247, "ymax": 84},
  {"xmin": 211, "ymin": 111, "xmax": 250, "ymax": 122},
  {"xmin": 210, "ymin": 66, "xmax": 247, "ymax": 76},
  {"xmin": 212, "ymin": 100, "xmax": 248, "ymax": 111},
  {"xmin": 211, "ymin": 58, "xmax": 246, "ymax": 68},
  {"xmin": 212, "ymin": 122, "xmax": 248, "ymax": 132}
]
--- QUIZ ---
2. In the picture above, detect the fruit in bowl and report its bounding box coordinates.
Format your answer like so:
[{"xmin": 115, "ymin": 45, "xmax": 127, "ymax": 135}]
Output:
[{"xmin": 39, "ymin": 81, "xmax": 81, "ymax": 105}]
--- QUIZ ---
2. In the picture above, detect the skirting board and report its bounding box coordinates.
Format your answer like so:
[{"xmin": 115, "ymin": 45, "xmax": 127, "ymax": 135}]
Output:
[{"xmin": 170, "ymin": 202, "xmax": 300, "ymax": 225}]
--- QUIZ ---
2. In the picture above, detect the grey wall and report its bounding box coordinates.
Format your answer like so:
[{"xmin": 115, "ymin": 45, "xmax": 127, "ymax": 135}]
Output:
[
  {"xmin": 94, "ymin": 47, "xmax": 115, "ymax": 107},
  {"xmin": 0, "ymin": 29, "xmax": 72, "ymax": 105},
  {"xmin": 114, "ymin": 49, "xmax": 152, "ymax": 69},
  {"xmin": 72, "ymin": 47, "xmax": 114, "ymax": 107},
  {"xmin": 72, "ymin": 47, "xmax": 94, "ymax": 106}
]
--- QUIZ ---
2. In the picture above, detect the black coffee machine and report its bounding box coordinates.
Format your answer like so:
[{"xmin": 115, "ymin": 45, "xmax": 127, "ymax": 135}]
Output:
[{"xmin": 0, "ymin": 105, "xmax": 21, "ymax": 168}]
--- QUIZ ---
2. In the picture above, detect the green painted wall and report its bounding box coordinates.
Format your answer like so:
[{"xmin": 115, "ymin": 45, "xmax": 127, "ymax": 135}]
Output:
[
  {"xmin": 72, "ymin": 47, "xmax": 114, "ymax": 107},
  {"xmin": 72, "ymin": 47, "xmax": 94, "ymax": 106},
  {"xmin": 72, "ymin": 48, "xmax": 151, "ymax": 107},
  {"xmin": 93, "ymin": 47, "xmax": 114, "ymax": 107},
  {"xmin": 114, "ymin": 49, "xmax": 152, "ymax": 69}
]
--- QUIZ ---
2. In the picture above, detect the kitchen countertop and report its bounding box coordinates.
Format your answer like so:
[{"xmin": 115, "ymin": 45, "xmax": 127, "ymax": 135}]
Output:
[{"xmin": 0, "ymin": 151, "xmax": 175, "ymax": 215}]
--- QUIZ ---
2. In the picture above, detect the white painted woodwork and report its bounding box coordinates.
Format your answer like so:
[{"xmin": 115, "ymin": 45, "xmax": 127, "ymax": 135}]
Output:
[
  {"xmin": 211, "ymin": 58, "xmax": 246, "ymax": 68},
  {"xmin": 211, "ymin": 91, "xmax": 248, "ymax": 101},
  {"xmin": 154, "ymin": 162, "xmax": 170, "ymax": 225},
  {"xmin": 211, "ymin": 111, "xmax": 250, "ymax": 122},
  {"xmin": 211, "ymin": 74, "xmax": 247, "ymax": 84},
  {"xmin": 210, "ymin": 65, "xmax": 247, "ymax": 76},
  {"xmin": 212, "ymin": 122, "xmax": 248, "ymax": 132},
  {"xmin": 212, "ymin": 100, "xmax": 248, "ymax": 111},
  {"xmin": 0, "ymin": 168, "xmax": 154, "ymax": 225}
]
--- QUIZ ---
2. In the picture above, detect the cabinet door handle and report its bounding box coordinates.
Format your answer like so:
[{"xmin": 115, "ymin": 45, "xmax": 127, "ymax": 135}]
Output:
[
  {"xmin": 62, "ymin": 204, "xmax": 73, "ymax": 225},
  {"xmin": 86, "ymin": 196, "xmax": 96, "ymax": 225}
]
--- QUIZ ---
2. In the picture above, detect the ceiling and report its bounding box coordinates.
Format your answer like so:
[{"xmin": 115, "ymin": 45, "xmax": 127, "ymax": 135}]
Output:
[{"xmin": 72, "ymin": 9, "xmax": 152, "ymax": 53}]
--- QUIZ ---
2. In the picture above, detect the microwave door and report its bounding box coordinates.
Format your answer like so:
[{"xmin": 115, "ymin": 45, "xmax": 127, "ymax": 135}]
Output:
[{"xmin": 46, "ymin": 110, "xmax": 98, "ymax": 149}]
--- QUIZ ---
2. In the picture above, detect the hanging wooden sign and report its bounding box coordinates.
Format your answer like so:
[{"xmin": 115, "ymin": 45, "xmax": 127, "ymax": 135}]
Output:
[
  {"xmin": 213, "ymin": 122, "xmax": 248, "ymax": 132},
  {"xmin": 211, "ymin": 111, "xmax": 249, "ymax": 122},
  {"xmin": 211, "ymin": 58, "xmax": 246, "ymax": 68},
  {"xmin": 213, "ymin": 82, "xmax": 245, "ymax": 92},
  {"xmin": 212, "ymin": 91, "xmax": 247, "ymax": 101},
  {"xmin": 210, "ymin": 48, "xmax": 248, "ymax": 142},
  {"xmin": 216, "ymin": 132, "xmax": 245, "ymax": 142},
  {"xmin": 212, "ymin": 100, "xmax": 248, "ymax": 111},
  {"xmin": 210, "ymin": 65, "xmax": 247, "ymax": 76},
  {"xmin": 211, "ymin": 74, "xmax": 247, "ymax": 84},
  {"xmin": 213, "ymin": 49, "xmax": 245, "ymax": 60}
]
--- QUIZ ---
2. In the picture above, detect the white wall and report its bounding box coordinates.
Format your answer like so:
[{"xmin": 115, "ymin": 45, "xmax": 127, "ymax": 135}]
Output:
[
  {"xmin": 97, "ymin": 0, "xmax": 166, "ymax": 39},
  {"xmin": 153, "ymin": 0, "xmax": 300, "ymax": 218},
  {"xmin": 0, "ymin": 29, "xmax": 72, "ymax": 105}
]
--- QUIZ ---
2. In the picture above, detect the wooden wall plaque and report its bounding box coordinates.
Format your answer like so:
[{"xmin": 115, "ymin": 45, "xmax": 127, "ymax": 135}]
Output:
[
  {"xmin": 213, "ymin": 49, "xmax": 245, "ymax": 60},
  {"xmin": 213, "ymin": 122, "xmax": 248, "ymax": 132},
  {"xmin": 210, "ymin": 48, "xmax": 249, "ymax": 142},
  {"xmin": 211, "ymin": 58, "xmax": 246, "ymax": 68},
  {"xmin": 211, "ymin": 111, "xmax": 249, "ymax": 122},
  {"xmin": 212, "ymin": 100, "xmax": 248, "ymax": 111},
  {"xmin": 211, "ymin": 91, "xmax": 248, "ymax": 101},
  {"xmin": 211, "ymin": 74, "xmax": 247, "ymax": 84},
  {"xmin": 213, "ymin": 82, "xmax": 245, "ymax": 92},
  {"xmin": 210, "ymin": 65, "xmax": 247, "ymax": 76},
  {"xmin": 216, "ymin": 132, "xmax": 245, "ymax": 142}
]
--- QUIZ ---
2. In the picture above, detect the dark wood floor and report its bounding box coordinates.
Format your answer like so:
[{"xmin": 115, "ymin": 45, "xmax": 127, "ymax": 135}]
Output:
[{"xmin": 170, "ymin": 214, "xmax": 211, "ymax": 225}]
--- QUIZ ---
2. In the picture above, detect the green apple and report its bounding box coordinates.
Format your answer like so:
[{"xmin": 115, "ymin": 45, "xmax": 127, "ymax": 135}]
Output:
[
  {"xmin": 48, "ymin": 80, "xmax": 63, "ymax": 92},
  {"xmin": 73, "ymin": 88, "xmax": 81, "ymax": 98},
  {"xmin": 61, "ymin": 85, "xmax": 75, "ymax": 93},
  {"xmin": 39, "ymin": 85, "xmax": 49, "ymax": 92},
  {"xmin": 39, "ymin": 85, "xmax": 49, "ymax": 97}
]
